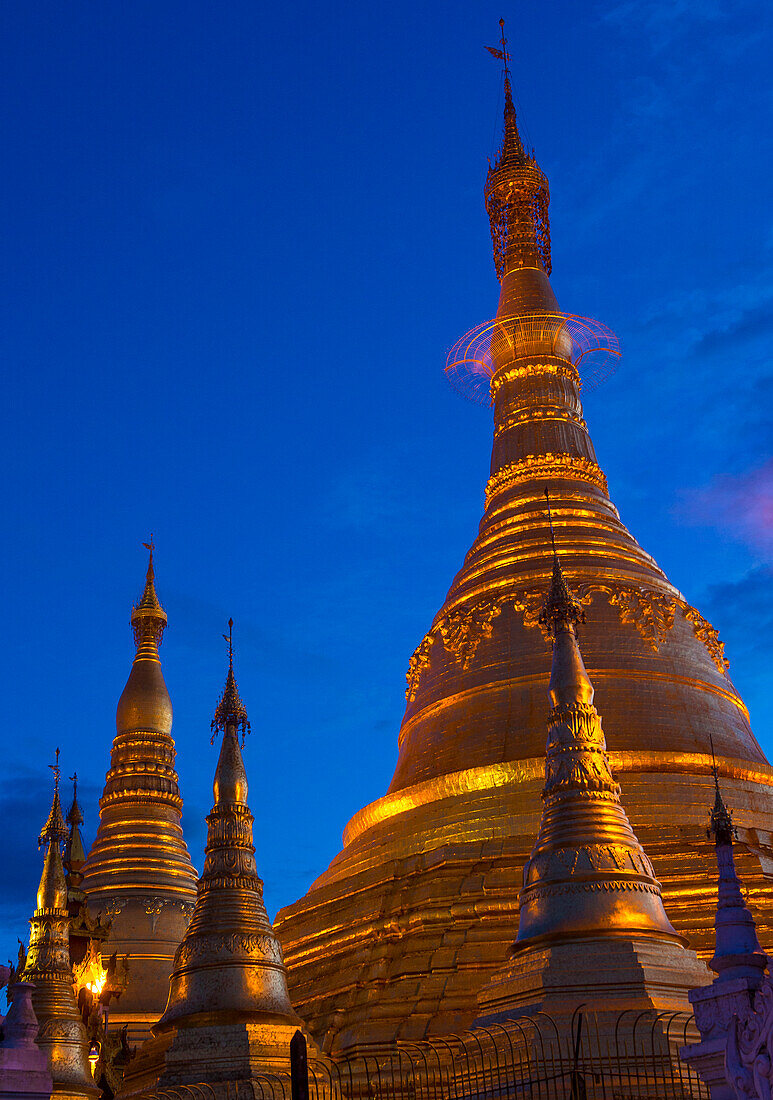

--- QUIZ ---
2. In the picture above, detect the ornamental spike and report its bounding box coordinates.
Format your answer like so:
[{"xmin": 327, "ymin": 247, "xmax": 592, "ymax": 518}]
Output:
[
  {"xmin": 211, "ymin": 619, "xmax": 251, "ymax": 745},
  {"xmin": 39, "ymin": 749, "xmax": 68, "ymax": 848},
  {"xmin": 539, "ymin": 488, "xmax": 585, "ymax": 638},
  {"xmin": 131, "ymin": 535, "xmax": 167, "ymax": 648}
]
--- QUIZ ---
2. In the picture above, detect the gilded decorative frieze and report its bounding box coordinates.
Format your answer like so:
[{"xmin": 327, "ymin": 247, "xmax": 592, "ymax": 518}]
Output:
[
  {"xmin": 526, "ymin": 843, "xmax": 655, "ymax": 885},
  {"xmin": 174, "ymin": 931, "xmax": 282, "ymax": 969},
  {"xmin": 405, "ymin": 632, "xmax": 436, "ymax": 702},
  {"xmin": 494, "ymin": 407, "xmax": 586, "ymax": 435},
  {"xmin": 491, "ymin": 362, "xmax": 579, "ymax": 399},
  {"xmin": 438, "ymin": 601, "xmax": 503, "ymax": 670},
  {"xmin": 683, "ymin": 605, "xmax": 730, "ymax": 675},
  {"xmin": 543, "ymin": 702, "xmax": 619, "ymax": 802},
  {"xmin": 485, "ymin": 453, "xmax": 608, "ymax": 506},
  {"xmin": 609, "ymin": 588, "xmax": 678, "ymax": 651}
]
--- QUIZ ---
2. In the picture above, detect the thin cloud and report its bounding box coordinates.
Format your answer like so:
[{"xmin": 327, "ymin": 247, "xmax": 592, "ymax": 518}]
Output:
[{"xmin": 675, "ymin": 461, "xmax": 773, "ymax": 557}]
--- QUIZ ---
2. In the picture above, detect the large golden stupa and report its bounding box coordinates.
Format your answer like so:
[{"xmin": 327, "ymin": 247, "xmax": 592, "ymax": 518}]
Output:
[{"xmin": 274, "ymin": 43, "xmax": 773, "ymax": 1052}]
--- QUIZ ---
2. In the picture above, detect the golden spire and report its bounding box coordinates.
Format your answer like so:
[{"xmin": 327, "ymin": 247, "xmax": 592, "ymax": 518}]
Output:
[
  {"xmin": 485, "ymin": 19, "xmax": 551, "ymax": 283},
  {"xmin": 39, "ymin": 748, "xmax": 68, "ymax": 852},
  {"xmin": 211, "ymin": 618, "xmax": 251, "ymax": 748},
  {"xmin": 116, "ymin": 537, "xmax": 171, "ymax": 736},
  {"xmin": 514, "ymin": 498, "xmax": 682, "ymax": 946},
  {"xmin": 486, "ymin": 20, "xmax": 524, "ymax": 166},
  {"xmin": 706, "ymin": 736, "xmax": 767, "ymax": 981},
  {"xmin": 155, "ymin": 621, "xmax": 297, "ymax": 1034},
  {"xmin": 23, "ymin": 757, "xmax": 98, "ymax": 1099},
  {"xmin": 64, "ymin": 772, "xmax": 86, "ymax": 871},
  {"xmin": 82, "ymin": 543, "xmax": 196, "ymax": 1043}
]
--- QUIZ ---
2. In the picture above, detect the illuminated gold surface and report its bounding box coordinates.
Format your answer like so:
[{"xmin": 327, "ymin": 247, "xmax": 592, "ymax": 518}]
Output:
[
  {"xmin": 118, "ymin": 657, "xmax": 303, "ymax": 1098},
  {"xmin": 82, "ymin": 549, "xmax": 197, "ymax": 1044},
  {"xmin": 24, "ymin": 781, "xmax": 99, "ymax": 1100},
  {"xmin": 275, "ymin": 66, "xmax": 772, "ymax": 1050},
  {"xmin": 476, "ymin": 563, "xmax": 712, "ymax": 1020}
]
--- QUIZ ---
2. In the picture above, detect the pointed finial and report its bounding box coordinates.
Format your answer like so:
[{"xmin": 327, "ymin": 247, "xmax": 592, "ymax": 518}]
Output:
[
  {"xmin": 225, "ymin": 617, "xmax": 234, "ymax": 670},
  {"xmin": 49, "ymin": 748, "xmax": 60, "ymax": 793},
  {"xmin": 485, "ymin": 19, "xmax": 511, "ymax": 76},
  {"xmin": 67, "ymin": 773, "xmax": 83, "ymax": 828},
  {"xmin": 143, "ymin": 534, "xmax": 155, "ymax": 581},
  {"xmin": 539, "ymin": 489, "xmax": 585, "ymax": 636},
  {"xmin": 709, "ymin": 733, "xmax": 735, "ymax": 846},
  {"xmin": 485, "ymin": 18, "xmax": 524, "ymax": 164},
  {"xmin": 211, "ymin": 619, "xmax": 251, "ymax": 746},
  {"xmin": 39, "ymin": 750, "xmax": 68, "ymax": 848},
  {"xmin": 131, "ymin": 536, "xmax": 167, "ymax": 647}
]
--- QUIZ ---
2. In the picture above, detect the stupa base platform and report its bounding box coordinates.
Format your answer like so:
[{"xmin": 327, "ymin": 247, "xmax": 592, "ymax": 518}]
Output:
[
  {"xmin": 276, "ymin": 754, "xmax": 773, "ymax": 1052},
  {"xmin": 118, "ymin": 1020, "xmax": 312, "ymax": 1097},
  {"xmin": 476, "ymin": 934, "xmax": 711, "ymax": 1023}
]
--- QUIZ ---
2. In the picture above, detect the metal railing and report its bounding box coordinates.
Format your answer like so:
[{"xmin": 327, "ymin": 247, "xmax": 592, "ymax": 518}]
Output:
[{"xmin": 150, "ymin": 1009, "xmax": 709, "ymax": 1100}]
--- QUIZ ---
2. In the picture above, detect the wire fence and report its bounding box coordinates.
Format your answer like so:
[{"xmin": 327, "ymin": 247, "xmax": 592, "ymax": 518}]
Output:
[{"xmin": 148, "ymin": 1009, "xmax": 708, "ymax": 1100}]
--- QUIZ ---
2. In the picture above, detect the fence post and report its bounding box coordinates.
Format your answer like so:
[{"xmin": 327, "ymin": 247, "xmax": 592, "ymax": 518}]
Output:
[{"xmin": 291, "ymin": 1030, "xmax": 309, "ymax": 1100}]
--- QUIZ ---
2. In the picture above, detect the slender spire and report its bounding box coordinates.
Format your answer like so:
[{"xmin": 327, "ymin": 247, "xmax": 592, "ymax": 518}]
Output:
[
  {"xmin": 538, "ymin": 490, "xmax": 593, "ymax": 710},
  {"xmin": 23, "ymin": 763, "xmax": 97, "ymax": 1098},
  {"xmin": 131, "ymin": 535, "xmax": 167, "ymax": 650},
  {"xmin": 64, "ymin": 772, "xmax": 87, "ymax": 869},
  {"xmin": 513, "ymin": 525, "xmax": 682, "ymax": 947},
  {"xmin": 39, "ymin": 749, "xmax": 68, "ymax": 849},
  {"xmin": 539, "ymin": 489, "xmax": 585, "ymax": 634},
  {"xmin": 82, "ymin": 542, "xmax": 197, "ymax": 1042},
  {"xmin": 153, "ymin": 624, "xmax": 297, "ymax": 1045},
  {"xmin": 485, "ymin": 18, "xmax": 551, "ymax": 280},
  {"xmin": 115, "ymin": 539, "xmax": 172, "ymax": 735},
  {"xmin": 709, "ymin": 733, "xmax": 735, "ymax": 847},
  {"xmin": 486, "ymin": 19, "xmax": 524, "ymax": 167},
  {"xmin": 706, "ymin": 735, "xmax": 767, "ymax": 981}
]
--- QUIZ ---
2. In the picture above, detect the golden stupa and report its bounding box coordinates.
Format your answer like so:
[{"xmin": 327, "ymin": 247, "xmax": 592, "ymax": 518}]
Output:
[
  {"xmin": 477, "ymin": 509, "xmax": 710, "ymax": 1022},
  {"xmin": 118, "ymin": 624, "xmax": 304, "ymax": 1098},
  {"xmin": 22, "ymin": 754, "xmax": 99, "ymax": 1100},
  {"xmin": 82, "ymin": 545, "xmax": 197, "ymax": 1042},
  {"xmin": 275, "ymin": 35, "xmax": 773, "ymax": 1051}
]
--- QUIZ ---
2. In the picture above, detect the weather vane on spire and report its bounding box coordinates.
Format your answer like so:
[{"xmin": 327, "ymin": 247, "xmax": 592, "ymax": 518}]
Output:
[
  {"xmin": 143, "ymin": 533, "xmax": 155, "ymax": 572},
  {"xmin": 223, "ymin": 617, "xmax": 234, "ymax": 670},
  {"xmin": 485, "ymin": 18, "xmax": 511, "ymax": 76},
  {"xmin": 49, "ymin": 748, "xmax": 61, "ymax": 794}
]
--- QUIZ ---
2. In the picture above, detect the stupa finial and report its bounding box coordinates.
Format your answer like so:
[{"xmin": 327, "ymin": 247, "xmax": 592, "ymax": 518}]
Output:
[
  {"xmin": 211, "ymin": 618, "xmax": 251, "ymax": 746},
  {"xmin": 485, "ymin": 19, "xmax": 525, "ymax": 165},
  {"xmin": 131, "ymin": 535, "xmax": 167, "ymax": 648},
  {"xmin": 64, "ymin": 772, "xmax": 86, "ymax": 872},
  {"xmin": 709, "ymin": 733, "xmax": 735, "ymax": 846},
  {"xmin": 39, "ymin": 749, "xmax": 68, "ymax": 849},
  {"xmin": 539, "ymin": 488, "xmax": 585, "ymax": 638},
  {"xmin": 66, "ymin": 772, "xmax": 83, "ymax": 828}
]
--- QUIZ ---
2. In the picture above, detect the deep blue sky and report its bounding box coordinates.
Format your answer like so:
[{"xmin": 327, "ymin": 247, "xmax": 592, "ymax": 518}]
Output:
[{"xmin": 1, "ymin": 1, "xmax": 771, "ymax": 967}]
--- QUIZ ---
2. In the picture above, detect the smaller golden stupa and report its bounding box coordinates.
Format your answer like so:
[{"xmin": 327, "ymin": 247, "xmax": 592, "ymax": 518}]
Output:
[
  {"xmin": 22, "ymin": 752, "xmax": 99, "ymax": 1100},
  {"xmin": 118, "ymin": 622, "xmax": 304, "ymax": 1098},
  {"xmin": 82, "ymin": 543, "xmax": 197, "ymax": 1042},
  {"xmin": 477, "ymin": 497, "xmax": 711, "ymax": 1022}
]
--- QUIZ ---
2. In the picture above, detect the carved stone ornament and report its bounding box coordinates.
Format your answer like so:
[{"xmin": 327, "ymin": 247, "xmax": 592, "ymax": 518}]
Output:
[{"xmin": 726, "ymin": 975, "xmax": 773, "ymax": 1100}]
